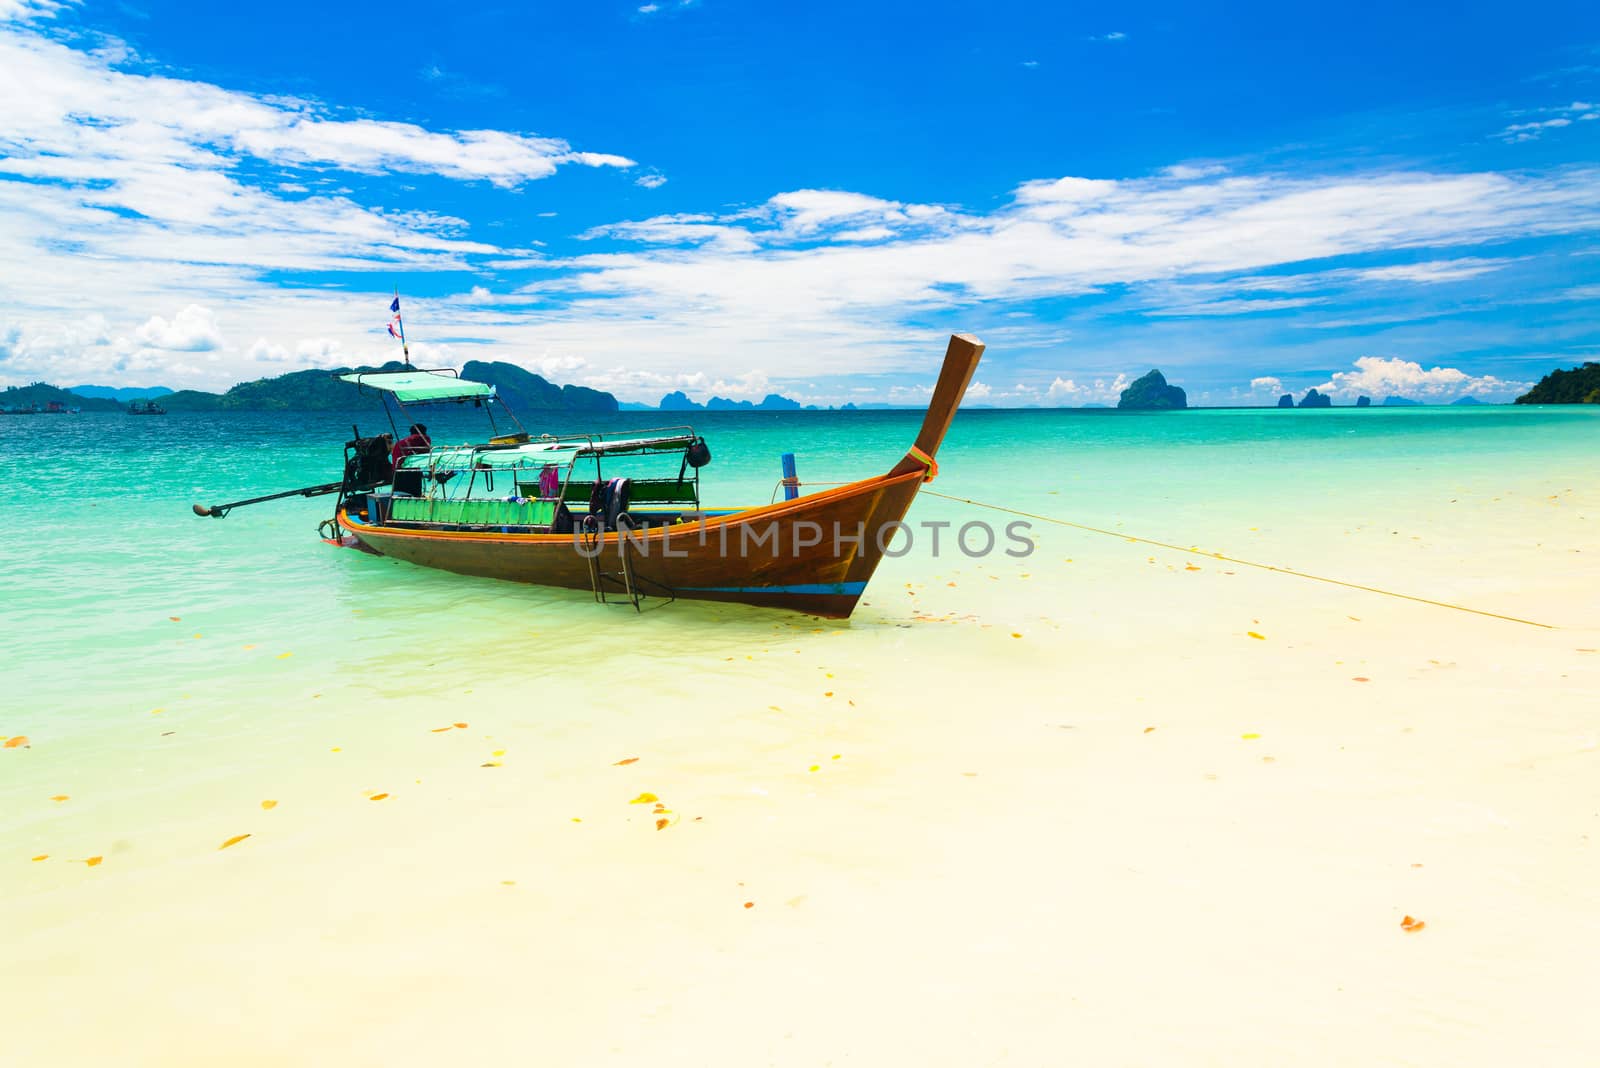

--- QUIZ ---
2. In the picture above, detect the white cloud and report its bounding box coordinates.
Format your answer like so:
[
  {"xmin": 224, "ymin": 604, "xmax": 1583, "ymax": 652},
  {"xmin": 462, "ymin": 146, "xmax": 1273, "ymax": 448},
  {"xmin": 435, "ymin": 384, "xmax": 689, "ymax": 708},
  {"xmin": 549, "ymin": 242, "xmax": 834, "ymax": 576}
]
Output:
[
  {"xmin": 1316, "ymin": 356, "xmax": 1532, "ymax": 401},
  {"xmin": 1497, "ymin": 101, "xmax": 1598, "ymax": 142},
  {"xmin": 637, "ymin": 3, "xmax": 659, "ymax": 11},
  {"xmin": 635, "ymin": 173, "xmax": 667, "ymax": 189},
  {"xmin": 247, "ymin": 338, "xmax": 291, "ymax": 364},
  {"xmin": 1249, "ymin": 376, "xmax": 1283, "ymax": 394},
  {"xmin": 1088, "ymin": 31, "xmax": 1127, "ymax": 42},
  {"xmin": 135, "ymin": 304, "xmax": 223, "ymax": 352}
]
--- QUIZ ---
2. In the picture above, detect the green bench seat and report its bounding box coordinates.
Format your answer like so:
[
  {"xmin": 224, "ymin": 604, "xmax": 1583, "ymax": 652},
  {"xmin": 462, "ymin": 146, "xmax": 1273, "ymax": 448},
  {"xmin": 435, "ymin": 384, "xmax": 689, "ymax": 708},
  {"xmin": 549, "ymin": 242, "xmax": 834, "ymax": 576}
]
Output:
[
  {"xmin": 556, "ymin": 477, "xmax": 699, "ymax": 506},
  {"xmin": 390, "ymin": 497, "xmax": 557, "ymax": 528}
]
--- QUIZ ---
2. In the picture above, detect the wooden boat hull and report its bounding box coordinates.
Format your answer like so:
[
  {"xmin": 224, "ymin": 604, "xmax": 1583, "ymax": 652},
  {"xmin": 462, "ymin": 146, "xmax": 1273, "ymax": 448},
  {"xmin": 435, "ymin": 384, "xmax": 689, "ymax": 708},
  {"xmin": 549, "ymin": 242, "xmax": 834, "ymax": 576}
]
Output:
[
  {"xmin": 339, "ymin": 468, "xmax": 926, "ymax": 616},
  {"xmin": 335, "ymin": 333, "xmax": 984, "ymax": 617}
]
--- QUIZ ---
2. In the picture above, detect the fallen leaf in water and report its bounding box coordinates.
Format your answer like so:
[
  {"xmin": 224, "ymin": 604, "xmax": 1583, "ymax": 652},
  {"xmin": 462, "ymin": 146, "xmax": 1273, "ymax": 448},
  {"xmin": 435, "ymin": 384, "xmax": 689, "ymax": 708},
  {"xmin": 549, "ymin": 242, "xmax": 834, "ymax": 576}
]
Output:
[
  {"xmin": 4, "ymin": 736, "xmax": 28, "ymax": 748},
  {"xmin": 219, "ymin": 834, "xmax": 251, "ymax": 850},
  {"xmin": 655, "ymin": 818, "xmax": 669, "ymax": 830},
  {"xmin": 629, "ymin": 792, "xmax": 659, "ymax": 804},
  {"xmin": 1247, "ymin": 631, "xmax": 1266, "ymax": 640},
  {"xmin": 191, "ymin": 633, "xmax": 203, "ymax": 639},
  {"xmin": 82, "ymin": 856, "xmax": 102, "ymax": 867},
  {"xmin": 31, "ymin": 854, "xmax": 47, "ymax": 862},
  {"xmin": 1400, "ymin": 915, "xmax": 1426, "ymax": 932},
  {"xmin": 614, "ymin": 757, "xmax": 639, "ymax": 766},
  {"xmin": 276, "ymin": 652, "xmax": 292, "ymax": 659},
  {"xmin": 369, "ymin": 793, "xmax": 389, "ymax": 801},
  {"xmin": 49, "ymin": 794, "xmax": 68, "ymax": 802},
  {"xmin": 169, "ymin": 616, "xmax": 181, "ymax": 622},
  {"xmin": 260, "ymin": 800, "xmax": 277, "ymax": 810},
  {"xmin": 453, "ymin": 722, "xmax": 468, "ymax": 729},
  {"xmin": 241, "ymin": 644, "xmax": 256, "ymax": 650}
]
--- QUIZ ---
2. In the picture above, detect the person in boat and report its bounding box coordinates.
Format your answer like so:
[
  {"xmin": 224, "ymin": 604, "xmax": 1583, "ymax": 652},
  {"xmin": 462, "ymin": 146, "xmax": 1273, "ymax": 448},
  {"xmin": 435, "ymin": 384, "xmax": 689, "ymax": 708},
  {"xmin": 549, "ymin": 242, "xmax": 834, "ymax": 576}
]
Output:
[{"xmin": 390, "ymin": 423, "xmax": 431, "ymax": 466}]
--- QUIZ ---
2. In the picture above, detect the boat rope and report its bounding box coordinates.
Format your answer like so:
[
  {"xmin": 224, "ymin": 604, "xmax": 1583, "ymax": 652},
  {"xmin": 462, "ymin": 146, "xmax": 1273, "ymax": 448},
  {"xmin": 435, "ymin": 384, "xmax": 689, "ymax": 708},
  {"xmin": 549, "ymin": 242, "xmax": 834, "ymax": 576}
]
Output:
[{"xmin": 919, "ymin": 489, "xmax": 1555, "ymax": 630}]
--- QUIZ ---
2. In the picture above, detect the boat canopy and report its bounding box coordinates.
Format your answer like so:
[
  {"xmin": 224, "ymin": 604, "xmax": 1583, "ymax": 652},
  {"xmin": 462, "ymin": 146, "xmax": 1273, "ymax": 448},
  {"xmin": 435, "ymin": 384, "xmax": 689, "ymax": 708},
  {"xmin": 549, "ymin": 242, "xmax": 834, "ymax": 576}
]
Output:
[
  {"xmin": 394, "ymin": 431, "xmax": 699, "ymax": 471},
  {"xmin": 338, "ymin": 370, "xmax": 494, "ymax": 404}
]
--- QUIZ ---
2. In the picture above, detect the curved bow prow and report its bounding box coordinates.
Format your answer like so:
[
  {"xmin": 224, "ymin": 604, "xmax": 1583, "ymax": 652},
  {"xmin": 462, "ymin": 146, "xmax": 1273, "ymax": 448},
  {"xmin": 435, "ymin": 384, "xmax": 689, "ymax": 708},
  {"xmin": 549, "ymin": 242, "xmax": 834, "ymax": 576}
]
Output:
[{"xmin": 889, "ymin": 333, "xmax": 985, "ymax": 481}]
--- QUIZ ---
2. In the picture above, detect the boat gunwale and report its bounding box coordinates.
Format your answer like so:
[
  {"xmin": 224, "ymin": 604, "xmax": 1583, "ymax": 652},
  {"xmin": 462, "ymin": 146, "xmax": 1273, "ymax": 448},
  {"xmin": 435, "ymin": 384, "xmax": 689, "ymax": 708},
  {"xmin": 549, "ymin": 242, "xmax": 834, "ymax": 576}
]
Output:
[{"xmin": 339, "ymin": 466, "xmax": 926, "ymax": 547}]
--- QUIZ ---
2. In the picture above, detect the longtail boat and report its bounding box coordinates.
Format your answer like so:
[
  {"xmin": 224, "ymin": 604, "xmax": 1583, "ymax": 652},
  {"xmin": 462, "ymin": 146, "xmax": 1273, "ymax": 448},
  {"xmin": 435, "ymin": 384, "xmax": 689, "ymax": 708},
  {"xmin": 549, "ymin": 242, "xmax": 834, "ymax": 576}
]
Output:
[{"xmin": 196, "ymin": 333, "xmax": 983, "ymax": 618}]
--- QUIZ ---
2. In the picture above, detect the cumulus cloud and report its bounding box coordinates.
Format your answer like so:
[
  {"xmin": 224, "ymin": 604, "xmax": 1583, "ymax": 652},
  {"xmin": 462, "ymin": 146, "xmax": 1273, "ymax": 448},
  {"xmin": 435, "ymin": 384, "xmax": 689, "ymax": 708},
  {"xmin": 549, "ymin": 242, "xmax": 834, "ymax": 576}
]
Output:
[
  {"xmin": 1316, "ymin": 356, "xmax": 1532, "ymax": 401},
  {"xmin": 135, "ymin": 304, "xmax": 222, "ymax": 352},
  {"xmin": 635, "ymin": 173, "xmax": 667, "ymax": 189},
  {"xmin": 1250, "ymin": 376, "xmax": 1283, "ymax": 393}
]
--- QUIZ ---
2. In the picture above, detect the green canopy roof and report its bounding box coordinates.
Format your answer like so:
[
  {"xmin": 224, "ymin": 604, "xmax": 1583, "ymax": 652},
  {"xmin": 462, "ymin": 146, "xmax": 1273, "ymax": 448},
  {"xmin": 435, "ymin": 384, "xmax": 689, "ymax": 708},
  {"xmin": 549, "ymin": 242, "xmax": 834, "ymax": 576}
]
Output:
[{"xmin": 339, "ymin": 370, "xmax": 493, "ymax": 404}]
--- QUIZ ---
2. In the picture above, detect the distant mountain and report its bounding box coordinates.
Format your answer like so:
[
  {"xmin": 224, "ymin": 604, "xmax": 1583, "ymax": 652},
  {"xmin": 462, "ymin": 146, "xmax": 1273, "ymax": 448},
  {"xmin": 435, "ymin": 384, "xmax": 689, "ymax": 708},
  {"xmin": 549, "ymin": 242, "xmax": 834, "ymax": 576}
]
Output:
[
  {"xmin": 1355, "ymin": 396, "xmax": 1372, "ymax": 408},
  {"xmin": 460, "ymin": 360, "xmax": 617, "ymax": 413},
  {"xmin": 154, "ymin": 360, "xmax": 617, "ymax": 413},
  {"xmin": 1081, "ymin": 402, "xmax": 1109, "ymax": 409},
  {"xmin": 656, "ymin": 390, "xmax": 804, "ymax": 411},
  {"xmin": 618, "ymin": 401, "xmax": 656, "ymax": 411},
  {"xmin": 1276, "ymin": 393, "xmax": 1294, "ymax": 408},
  {"xmin": 1451, "ymin": 396, "xmax": 1485, "ymax": 406},
  {"xmin": 1382, "ymin": 396, "xmax": 1422, "ymax": 406},
  {"xmin": 1117, "ymin": 369, "xmax": 1187, "ymax": 410},
  {"xmin": 1515, "ymin": 363, "xmax": 1600, "ymax": 404},
  {"xmin": 1298, "ymin": 388, "xmax": 1332, "ymax": 408},
  {"xmin": 0, "ymin": 383, "xmax": 121, "ymax": 412},
  {"xmin": 70, "ymin": 384, "xmax": 173, "ymax": 401}
]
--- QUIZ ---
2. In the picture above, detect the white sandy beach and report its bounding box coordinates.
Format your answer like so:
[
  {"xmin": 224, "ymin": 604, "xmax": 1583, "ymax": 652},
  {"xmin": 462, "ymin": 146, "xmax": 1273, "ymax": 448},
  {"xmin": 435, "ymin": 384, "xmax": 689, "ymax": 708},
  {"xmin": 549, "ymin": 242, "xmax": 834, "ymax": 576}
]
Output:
[{"xmin": 5, "ymin": 469, "xmax": 1598, "ymax": 1067}]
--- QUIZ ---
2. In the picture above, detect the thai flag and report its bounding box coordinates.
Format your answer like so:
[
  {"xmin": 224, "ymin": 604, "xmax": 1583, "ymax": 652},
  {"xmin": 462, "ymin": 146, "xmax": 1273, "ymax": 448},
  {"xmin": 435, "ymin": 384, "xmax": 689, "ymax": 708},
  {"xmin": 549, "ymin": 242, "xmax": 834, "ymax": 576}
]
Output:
[
  {"xmin": 387, "ymin": 322, "xmax": 402, "ymax": 340},
  {"xmin": 390, "ymin": 296, "xmax": 401, "ymax": 314}
]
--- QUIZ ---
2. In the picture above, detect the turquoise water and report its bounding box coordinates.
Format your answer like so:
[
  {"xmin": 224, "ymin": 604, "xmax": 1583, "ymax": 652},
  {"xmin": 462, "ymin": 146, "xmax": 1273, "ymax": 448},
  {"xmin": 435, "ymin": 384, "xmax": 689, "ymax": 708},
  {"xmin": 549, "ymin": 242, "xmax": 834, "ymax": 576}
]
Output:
[{"xmin": 4, "ymin": 404, "xmax": 1596, "ymax": 742}]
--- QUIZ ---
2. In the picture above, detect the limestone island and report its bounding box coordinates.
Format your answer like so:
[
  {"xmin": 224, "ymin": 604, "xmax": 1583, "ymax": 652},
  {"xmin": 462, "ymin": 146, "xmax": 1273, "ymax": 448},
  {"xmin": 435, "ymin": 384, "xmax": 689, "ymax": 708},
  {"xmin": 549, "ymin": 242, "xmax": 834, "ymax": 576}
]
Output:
[{"xmin": 1117, "ymin": 369, "xmax": 1187, "ymax": 410}]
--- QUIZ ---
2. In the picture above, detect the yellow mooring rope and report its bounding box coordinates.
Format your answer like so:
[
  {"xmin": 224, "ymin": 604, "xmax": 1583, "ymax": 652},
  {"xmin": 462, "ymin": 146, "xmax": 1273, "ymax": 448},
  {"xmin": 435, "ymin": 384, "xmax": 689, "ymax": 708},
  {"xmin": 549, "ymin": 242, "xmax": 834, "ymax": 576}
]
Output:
[{"xmin": 920, "ymin": 489, "xmax": 1556, "ymax": 630}]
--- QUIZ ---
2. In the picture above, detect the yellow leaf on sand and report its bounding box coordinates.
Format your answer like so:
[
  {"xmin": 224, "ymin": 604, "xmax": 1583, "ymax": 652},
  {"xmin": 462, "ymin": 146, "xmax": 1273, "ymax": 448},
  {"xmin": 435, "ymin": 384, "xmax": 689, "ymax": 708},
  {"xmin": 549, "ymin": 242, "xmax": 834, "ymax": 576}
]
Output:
[
  {"xmin": 219, "ymin": 834, "xmax": 251, "ymax": 850},
  {"xmin": 1185, "ymin": 564, "xmax": 1202, "ymax": 572},
  {"xmin": 453, "ymin": 722, "xmax": 468, "ymax": 729},
  {"xmin": 369, "ymin": 793, "xmax": 390, "ymax": 801},
  {"xmin": 83, "ymin": 856, "xmax": 103, "ymax": 867},
  {"xmin": 1242, "ymin": 733, "xmax": 1260, "ymax": 740},
  {"xmin": 1247, "ymin": 631, "xmax": 1266, "ymax": 640},
  {"xmin": 629, "ymin": 792, "xmax": 658, "ymax": 805},
  {"xmin": 614, "ymin": 757, "xmax": 639, "ymax": 766},
  {"xmin": 1011, "ymin": 632, "xmax": 1022, "ymax": 639},
  {"xmin": 809, "ymin": 765, "xmax": 820, "ymax": 772},
  {"xmin": 492, "ymin": 749, "xmax": 505, "ymax": 757},
  {"xmin": 50, "ymin": 794, "xmax": 69, "ymax": 802},
  {"xmin": 4, "ymin": 735, "xmax": 28, "ymax": 748},
  {"xmin": 831, "ymin": 754, "xmax": 841, "ymax": 760},
  {"xmin": 330, "ymin": 747, "xmax": 341, "ymax": 753},
  {"xmin": 429, "ymin": 727, "xmax": 452, "ymax": 733},
  {"xmin": 260, "ymin": 800, "xmax": 278, "ymax": 810},
  {"xmin": 571, "ymin": 818, "xmax": 582, "ymax": 823},
  {"xmin": 276, "ymin": 652, "xmax": 292, "ymax": 659},
  {"xmin": 655, "ymin": 818, "xmax": 669, "ymax": 830},
  {"xmin": 481, "ymin": 761, "xmax": 502, "ymax": 768},
  {"xmin": 31, "ymin": 854, "xmax": 48, "ymax": 862},
  {"xmin": 1400, "ymin": 914, "xmax": 1426, "ymax": 932}
]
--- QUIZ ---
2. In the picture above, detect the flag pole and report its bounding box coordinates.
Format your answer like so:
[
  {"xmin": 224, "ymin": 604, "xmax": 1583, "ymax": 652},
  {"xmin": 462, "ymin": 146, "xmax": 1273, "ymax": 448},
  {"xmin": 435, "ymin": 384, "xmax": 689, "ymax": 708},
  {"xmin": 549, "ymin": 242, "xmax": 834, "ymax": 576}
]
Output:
[{"xmin": 394, "ymin": 287, "xmax": 411, "ymax": 367}]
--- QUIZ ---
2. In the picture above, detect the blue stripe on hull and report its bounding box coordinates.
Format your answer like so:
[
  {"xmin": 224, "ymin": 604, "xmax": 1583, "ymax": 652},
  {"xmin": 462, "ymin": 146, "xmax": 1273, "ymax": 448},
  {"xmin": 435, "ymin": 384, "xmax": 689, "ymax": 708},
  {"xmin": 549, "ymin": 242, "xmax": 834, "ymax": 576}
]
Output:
[{"xmin": 687, "ymin": 582, "xmax": 867, "ymax": 596}]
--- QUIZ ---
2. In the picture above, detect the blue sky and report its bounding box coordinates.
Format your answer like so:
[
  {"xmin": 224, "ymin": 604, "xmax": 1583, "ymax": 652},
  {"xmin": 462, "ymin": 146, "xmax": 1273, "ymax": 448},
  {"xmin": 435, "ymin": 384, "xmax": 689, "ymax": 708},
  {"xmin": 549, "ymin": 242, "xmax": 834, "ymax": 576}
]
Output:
[{"xmin": 1, "ymin": 0, "xmax": 1598, "ymax": 404}]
